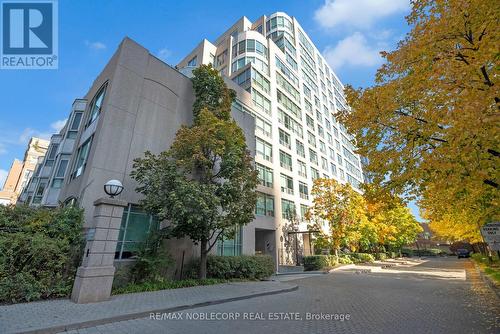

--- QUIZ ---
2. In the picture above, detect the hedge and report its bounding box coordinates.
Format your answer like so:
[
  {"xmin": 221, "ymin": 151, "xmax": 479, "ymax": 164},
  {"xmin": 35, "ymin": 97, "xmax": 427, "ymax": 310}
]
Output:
[
  {"xmin": 0, "ymin": 205, "xmax": 84, "ymax": 304},
  {"xmin": 303, "ymin": 255, "xmax": 337, "ymax": 271},
  {"xmin": 349, "ymin": 253, "xmax": 375, "ymax": 263},
  {"xmin": 187, "ymin": 255, "xmax": 274, "ymax": 280}
]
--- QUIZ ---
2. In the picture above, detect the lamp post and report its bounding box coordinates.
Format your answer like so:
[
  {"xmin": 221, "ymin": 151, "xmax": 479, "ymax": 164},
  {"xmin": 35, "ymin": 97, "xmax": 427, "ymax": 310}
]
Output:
[
  {"xmin": 71, "ymin": 179, "xmax": 127, "ymax": 303},
  {"xmin": 104, "ymin": 179, "xmax": 124, "ymax": 198}
]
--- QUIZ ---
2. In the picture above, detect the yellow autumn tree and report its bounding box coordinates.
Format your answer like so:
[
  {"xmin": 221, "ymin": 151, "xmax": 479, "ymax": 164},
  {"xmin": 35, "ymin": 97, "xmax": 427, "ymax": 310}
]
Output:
[
  {"xmin": 306, "ymin": 179, "xmax": 367, "ymax": 255},
  {"xmin": 338, "ymin": 0, "xmax": 499, "ymax": 237}
]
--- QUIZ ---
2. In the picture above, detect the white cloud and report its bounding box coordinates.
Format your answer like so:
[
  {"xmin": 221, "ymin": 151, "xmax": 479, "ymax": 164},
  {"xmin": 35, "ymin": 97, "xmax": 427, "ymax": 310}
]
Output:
[
  {"xmin": 157, "ymin": 48, "xmax": 172, "ymax": 61},
  {"xmin": 315, "ymin": 0, "xmax": 409, "ymax": 30},
  {"xmin": 323, "ymin": 32, "xmax": 384, "ymax": 69},
  {"xmin": 51, "ymin": 119, "xmax": 67, "ymax": 132},
  {"xmin": 18, "ymin": 128, "xmax": 52, "ymax": 144},
  {"xmin": 0, "ymin": 143, "xmax": 6, "ymax": 155},
  {"xmin": 0, "ymin": 169, "xmax": 7, "ymax": 188},
  {"xmin": 85, "ymin": 40, "xmax": 107, "ymax": 50}
]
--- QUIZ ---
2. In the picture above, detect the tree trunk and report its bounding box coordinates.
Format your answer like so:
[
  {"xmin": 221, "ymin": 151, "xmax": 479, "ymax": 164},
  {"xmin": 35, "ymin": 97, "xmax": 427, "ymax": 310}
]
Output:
[{"xmin": 199, "ymin": 239, "xmax": 208, "ymax": 279}]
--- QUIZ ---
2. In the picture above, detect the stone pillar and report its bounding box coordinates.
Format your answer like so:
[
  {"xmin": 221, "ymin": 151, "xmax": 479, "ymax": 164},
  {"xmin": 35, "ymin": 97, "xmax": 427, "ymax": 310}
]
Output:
[{"xmin": 71, "ymin": 198, "xmax": 127, "ymax": 303}]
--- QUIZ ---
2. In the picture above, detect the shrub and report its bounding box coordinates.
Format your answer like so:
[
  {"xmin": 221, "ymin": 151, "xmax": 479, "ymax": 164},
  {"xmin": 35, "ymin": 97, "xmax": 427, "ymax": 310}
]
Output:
[
  {"xmin": 375, "ymin": 253, "xmax": 387, "ymax": 261},
  {"xmin": 386, "ymin": 251, "xmax": 397, "ymax": 259},
  {"xmin": 303, "ymin": 255, "xmax": 337, "ymax": 271},
  {"xmin": 349, "ymin": 253, "xmax": 375, "ymax": 263},
  {"xmin": 128, "ymin": 232, "xmax": 173, "ymax": 284},
  {"xmin": 401, "ymin": 248, "xmax": 414, "ymax": 257},
  {"xmin": 187, "ymin": 255, "xmax": 274, "ymax": 280},
  {"xmin": 0, "ymin": 205, "xmax": 84, "ymax": 303},
  {"xmin": 113, "ymin": 278, "xmax": 229, "ymax": 295},
  {"xmin": 338, "ymin": 255, "xmax": 353, "ymax": 264}
]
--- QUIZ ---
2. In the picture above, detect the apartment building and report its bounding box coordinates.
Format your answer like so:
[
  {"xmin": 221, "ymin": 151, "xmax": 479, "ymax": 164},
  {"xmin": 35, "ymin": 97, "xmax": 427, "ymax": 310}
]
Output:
[
  {"xmin": 25, "ymin": 12, "xmax": 363, "ymax": 271},
  {"xmin": 177, "ymin": 13, "xmax": 364, "ymax": 265},
  {"xmin": 19, "ymin": 100, "xmax": 87, "ymax": 207},
  {"xmin": 26, "ymin": 37, "xmax": 278, "ymax": 275},
  {"xmin": 0, "ymin": 137, "xmax": 49, "ymax": 205}
]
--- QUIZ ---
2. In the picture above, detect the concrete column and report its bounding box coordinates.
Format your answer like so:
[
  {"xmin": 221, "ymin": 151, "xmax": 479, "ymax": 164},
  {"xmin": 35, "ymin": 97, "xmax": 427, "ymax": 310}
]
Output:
[{"xmin": 71, "ymin": 198, "xmax": 127, "ymax": 303}]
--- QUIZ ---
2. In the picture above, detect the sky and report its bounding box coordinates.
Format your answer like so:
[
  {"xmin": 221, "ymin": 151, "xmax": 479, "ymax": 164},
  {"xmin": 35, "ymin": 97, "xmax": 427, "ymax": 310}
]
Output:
[{"xmin": 0, "ymin": 0, "xmax": 421, "ymax": 219}]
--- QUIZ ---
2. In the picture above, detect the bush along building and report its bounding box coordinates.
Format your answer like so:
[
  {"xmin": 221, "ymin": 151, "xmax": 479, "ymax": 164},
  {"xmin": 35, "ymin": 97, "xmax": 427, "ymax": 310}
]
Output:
[{"xmin": 25, "ymin": 13, "xmax": 363, "ymax": 297}]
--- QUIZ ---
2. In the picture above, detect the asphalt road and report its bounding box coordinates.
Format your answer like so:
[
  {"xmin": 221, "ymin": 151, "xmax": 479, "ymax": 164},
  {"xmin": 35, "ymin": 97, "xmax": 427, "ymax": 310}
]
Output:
[{"xmin": 66, "ymin": 258, "xmax": 500, "ymax": 334}]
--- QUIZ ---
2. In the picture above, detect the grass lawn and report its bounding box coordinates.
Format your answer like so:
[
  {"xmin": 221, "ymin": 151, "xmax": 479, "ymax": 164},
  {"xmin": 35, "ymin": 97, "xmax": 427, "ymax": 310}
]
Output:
[{"xmin": 471, "ymin": 253, "xmax": 500, "ymax": 285}]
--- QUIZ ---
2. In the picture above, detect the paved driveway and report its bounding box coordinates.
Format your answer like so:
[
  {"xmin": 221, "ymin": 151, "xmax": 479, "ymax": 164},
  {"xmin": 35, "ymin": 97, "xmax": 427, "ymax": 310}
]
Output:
[{"xmin": 65, "ymin": 258, "xmax": 499, "ymax": 334}]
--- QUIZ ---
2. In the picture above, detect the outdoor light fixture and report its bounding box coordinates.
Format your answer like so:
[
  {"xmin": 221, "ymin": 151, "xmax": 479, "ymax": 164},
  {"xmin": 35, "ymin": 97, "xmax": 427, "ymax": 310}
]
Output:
[{"xmin": 104, "ymin": 179, "xmax": 124, "ymax": 198}]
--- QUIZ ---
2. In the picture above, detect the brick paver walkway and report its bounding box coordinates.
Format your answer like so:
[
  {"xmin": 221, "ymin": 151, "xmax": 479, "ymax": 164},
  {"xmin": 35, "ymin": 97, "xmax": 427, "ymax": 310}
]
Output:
[
  {"xmin": 0, "ymin": 281, "xmax": 296, "ymax": 334},
  {"xmin": 67, "ymin": 258, "xmax": 499, "ymax": 334}
]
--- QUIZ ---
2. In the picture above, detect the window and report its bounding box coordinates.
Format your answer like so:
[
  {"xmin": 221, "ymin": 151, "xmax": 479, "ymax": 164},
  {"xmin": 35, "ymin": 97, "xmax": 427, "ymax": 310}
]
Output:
[
  {"xmin": 279, "ymin": 129, "xmax": 291, "ymax": 149},
  {"xmin": 306, "ymin": 115, "xmax": 314, "ymax": 130},
  {"xmin": 252, "ymin": 69, "xmax": 270, "ymax": 93},
  {"xmin": 281, "ymin": 199, "xmax": 296, "ymax": 219},
  {"xmin": 311, "ymin": 167, "xmax": 320, "ymax": 180},
  {"xmin": 321, "ymin": 157, "xmax": 328, "ymax": 171},
  {"xmin": 252, "ymin": 89, "xmax": 271, "ymax": 115},
  {"xmin": 331, "ymin": 163, "xmax": 337, "ymax": 176},
  {"xmin": 279, "ymin": 150, "xmax": 292, "ymax": 171},
  {"xmin": 300, "ymin": 204, "xmax": 309, "ymax": 218},
  {"xmin": 277, "ymin": 90, "xmax": 301, "ymax": 119},
  {"xmin": 44, "ymin": 144, "xmax": 59, "ymax": 167},
  {"xmin": 337, "ymin": 154, "xmax": 343, "ymax": 165},
  {"xmin": 276, "ymin": 72, "xmax": 300, "ymax": 102},
  {"xmin": 115, "ymin": 205, "xmax": 159, "ymax": 259},
  {"xmin": 275, "ymin": 56, "xmax": 299, "ymax": 87},
  {"xmin": 296, "ymin": 140, "xmax": 305, "ymax": 158},
  {"xmin": 327, "ymin": 133, "xmax": 333, "ymax": 145},
  {"xmin": 256, "ymin": 163, "xmax": 273, "ymax": 187},
  {"xmin": 233, "ymin": 68, "xmax": 251, "ymax": 87},
  {"xmin": 308, "ymin": 131, "xmax": 316, "ymax": 147},
  {"xmin": 256, "ymin": 137, "xmax": 272, "ymax": 162},
  {"xmin": 187, "ymin": 56, "xmax": 197, "ymax": 66},
  {"xmin": 280, "ymin": 173, "xmax": 294, "ymax": 195},
  {"xmin": 297, "ymin": 160, "xmax": 307, "ymax": 178},
  {"xmin": 319, "ymin": 141, "xmax": 326, "ymax": 154},
  {"xmin": 299, "ymin": 182, "xmax": 309, "ymax": 200},
  {"xmin": 309, "ymin": 149, "xmax": 318, "ymax": 165},
  {"xmin": 216, "ymin": 226, "xmax": 242, "ymax": 256},
  {"xmin": 233, "ymin": 39, "xmax": 268, "ymax": 59},
  {"xmin": 278, "ymin": 109, "xmax": 303, "ymax": 138},
  {"xmin": 215, "ymin": 50, "xmax": 227, "ymax": 67},
  {"xmin": 67, "ymin": 112, "xmax": 83, "ymax": 139},
  {"xmin": 318, "ymin": 125, "xmax": 325, "ymax": 138},
  {"xmin": 347, "ymin": 174, "xmax": 362, "ymax": 190},
  {"xmin": 256, "ymin": 192, "xmax": 274, "ymax": 216},
  {"xmin": 32, "ymin": 179, "xmax": 47, "ymax": 204},
  {"xmin": 51, "ymin": 159, "xmax": 69, "ymax": 189},
  {"xmin": 87, "ymin": 84, "xmax": 107, "ymax": 127},
  {"xmin": 255, "ymin": 116, "xmax": 272, "ymax": 138},
  {"xmin": 72, "ymin": 137, "xmax": 92, "ymax": 178}
]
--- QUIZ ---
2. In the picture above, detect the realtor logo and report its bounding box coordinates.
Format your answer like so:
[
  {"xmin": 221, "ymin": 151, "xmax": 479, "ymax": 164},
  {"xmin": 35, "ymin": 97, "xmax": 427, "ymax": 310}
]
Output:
[{"xmin": 1, "ymin": 0, "xmax": 58, "ymax": 69}]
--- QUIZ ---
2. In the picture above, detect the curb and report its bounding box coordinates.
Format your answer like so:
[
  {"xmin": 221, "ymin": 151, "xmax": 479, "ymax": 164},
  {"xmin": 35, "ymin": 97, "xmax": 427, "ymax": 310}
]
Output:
[
  {"xmin": 328, "ymin": 264, "xmax": 356, "ymax": 272},
  {"xmin": 472, "ymin": 261, "xmax": 500, "ymax": 300},
  {"xmin": 17, "ymin": 284, "xmax": 298, "ymax": 334}
]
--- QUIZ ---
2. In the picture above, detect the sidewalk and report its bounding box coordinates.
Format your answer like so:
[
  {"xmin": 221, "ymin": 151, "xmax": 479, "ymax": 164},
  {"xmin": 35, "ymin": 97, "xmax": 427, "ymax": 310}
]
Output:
[{"xmin": 0, "ymin": 281, "xmax": 297, "ymax": 334}]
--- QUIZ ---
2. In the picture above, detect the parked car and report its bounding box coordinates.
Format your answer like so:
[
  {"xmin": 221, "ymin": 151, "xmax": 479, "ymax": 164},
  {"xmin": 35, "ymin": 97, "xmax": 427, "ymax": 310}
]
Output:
[{"xmin": 457, "ymin": 249, "xmax": 470, "ymax": 258}]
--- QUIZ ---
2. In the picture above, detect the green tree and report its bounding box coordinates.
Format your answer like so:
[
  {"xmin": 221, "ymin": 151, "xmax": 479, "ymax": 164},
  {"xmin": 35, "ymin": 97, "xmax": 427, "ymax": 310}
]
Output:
[{"xmin": 131, "ymin": 65, "xmax": 257, "ymax": 279}]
